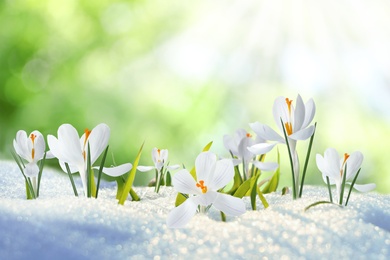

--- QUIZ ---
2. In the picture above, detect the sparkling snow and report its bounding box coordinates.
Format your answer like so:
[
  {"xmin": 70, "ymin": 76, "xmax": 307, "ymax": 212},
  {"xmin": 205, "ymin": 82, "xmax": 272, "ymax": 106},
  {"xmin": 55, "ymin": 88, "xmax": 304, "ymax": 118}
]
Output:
[{"xmin": 0, "ymin": 161, "xmax": 389, "ymax": 259}]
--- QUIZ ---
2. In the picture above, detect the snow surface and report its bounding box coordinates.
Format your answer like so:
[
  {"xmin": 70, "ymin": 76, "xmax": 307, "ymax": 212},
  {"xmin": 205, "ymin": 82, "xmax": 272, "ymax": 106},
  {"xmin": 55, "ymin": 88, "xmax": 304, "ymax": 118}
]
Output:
[{"xmin": 0, "ymin": 160, "xmax": 389, "ymax": 259}]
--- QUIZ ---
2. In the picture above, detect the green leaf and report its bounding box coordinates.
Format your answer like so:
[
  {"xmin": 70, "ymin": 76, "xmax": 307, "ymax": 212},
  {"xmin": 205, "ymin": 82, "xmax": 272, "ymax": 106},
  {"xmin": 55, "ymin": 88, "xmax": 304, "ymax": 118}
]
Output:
[
  {"xmin": 280, "ymin": 118, "xmax": 297, "ymax": 199},
  {"xmin": 65, "ymin": 162, "xmax": 79, "ymax": 197},
  {"xmin": 250, "ymin": 175, "xmax": 259, "ymax": 210},
  {"xmin": 304, "ymin": 201, "xmax": 342, "ymax": 212},
  {"xmin": 118, "ymin": 142, "xmax": 144, "ymax": 205},
  {"xmin": 37, "ymin": 152, "xmax": 47, "ymax": 197},
  {"xmin": 345, "ymin": 168, "xmax": 361, "ymax": 206},
  {"xmin": 226, "ymin": 165, "xmax": 243, "ymax": 195},
  {"xmin": 339, "ymin": 163, "xmax": 347, "ymax": 205},
  {"xmin": 262, "ymin": 149, "xmax": 280, "ymax": 194},
  {"xmin": 116, "ymin": 178, "xmax": 125, "ymax": 200},
  {"xmin": 96, "ymin": 145, "xmax": 109, "ymax": 199},
  {"xmin": 202, "ymin": 141, "xmax": 213, "ymax": 152},
  {"xmin": 257, "ymin": 185, "xmax": 269, "ymax": 208},
  {"xmin": 233, "ymin": 178, "xmax": 252, "ymax": 198},
  {"xmin": 175, "ymin": 193, "xmax": 188, "ymax": 207},
  {"xmin": 299, "ymin": 122, "xmax": 317, "ymax": 198},
  {"xmin": 165, "ymin": 171, "xmax": 172, "ymax": 186},
  {"xmin": 281, "ymin": 186, "xmax": 289, "ymax": 195},
  {"xmin": 326, "ymin": 176, "xmax": 333, "ymax": 203}
]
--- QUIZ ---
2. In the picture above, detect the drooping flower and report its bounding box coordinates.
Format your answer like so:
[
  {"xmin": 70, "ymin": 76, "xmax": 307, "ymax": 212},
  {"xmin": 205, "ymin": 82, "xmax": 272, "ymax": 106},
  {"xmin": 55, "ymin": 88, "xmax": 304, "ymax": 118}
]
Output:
[
  {"xmin": 13, "ymin": 130, "xmax": 46, "ymax": 194},
  {"xmin": 48, "ymin": 123, "xmax": 131, "ymax": 196},
  {"xmin": 316, "ymin": 148, "xmax": 376, "ymax": 204},
  {"xmin": 167, "ymin": 151, "xmax": 246, "ymax": 228},
  {"xmin": 223, "ymin": 129, "xmax": 278, "ymax": 179},
  {"xmin": 249, "ymin": 95, "xmax": 316, "ymax": 198}
]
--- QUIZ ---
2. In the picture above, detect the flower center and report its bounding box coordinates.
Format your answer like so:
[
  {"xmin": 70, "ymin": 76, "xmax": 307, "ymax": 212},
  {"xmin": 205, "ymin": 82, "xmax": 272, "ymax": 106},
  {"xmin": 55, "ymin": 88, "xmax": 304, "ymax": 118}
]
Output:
[
  {"xmin": 30, "ymin": 134, "xmax": 36, "ymax": 160},
  {"xmin": 196, "ymin": 180, "xmax": 208, "ymax": 194},
  {"xmin": 83, "ymin": 128, "xmax": 92, "ymax": 160},
  {"xmin": 340, "ymin": 153, "xmax": 350, "ymax": 177},
  {"xmin": 284, "ymin": 98, "xmax": 294, "ymax": 135}
]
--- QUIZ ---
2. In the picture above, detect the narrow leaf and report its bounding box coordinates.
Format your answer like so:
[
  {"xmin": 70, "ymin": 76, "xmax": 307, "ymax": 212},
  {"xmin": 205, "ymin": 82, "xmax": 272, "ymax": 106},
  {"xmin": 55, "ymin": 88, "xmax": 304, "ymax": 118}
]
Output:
[
  {"xmin": 96, "ymin": 145, "xmax": 109, "ymax": 198},
  {"xmin": 175, "ymin": 193, "xmax": 188, "ymax": 207},
  {"xmin": 345, "ymin": 168, "xmax": 361, "ymax": 206},
  {"xmin": 118, "ymin": 142, "xmax": 144, "ymax": 205},
  {"xmin": 339, "ymin": 164, "xmax": 347, "ymax": 205},
  {"xmin": 280, "ymin": 118, "xmax": 297, "ymax": 199},
  {"xmin": 262, "ymin": 149, "xmax": 280, "ymax": 194},
  {"xmin": 257, "ymin": 185, "xmax": 269, "ymax": 208},
  {"xmin": 65, "ymin": 163, "xmax": 78, "ymax": 197},
  {"xmin": 304, "ymin": 201, "xmax": 342, "ymax": 212},
  {"xmin": 299, "ymin": 122, "xmax": 317, "ymax": 198},
  {"xmin": 326, "ymin": 176, "xmax": 333, "ymax": 203}
]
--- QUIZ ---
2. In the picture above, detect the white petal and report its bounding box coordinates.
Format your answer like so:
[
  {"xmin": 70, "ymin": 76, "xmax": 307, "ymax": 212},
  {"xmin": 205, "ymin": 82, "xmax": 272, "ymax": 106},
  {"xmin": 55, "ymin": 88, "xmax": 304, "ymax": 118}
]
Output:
[
  {"xmin": 160, "ymin": 149, "xmax": 169, "ymax": 163},
  {"xmin": 238, "ymin": 137, "xmax": 256, "ymax": 161},
  {"xmin": 57, "ymin": 124, "xmax": 84, "ymax": 165},
  {"xmin": 197, "ymin": 191, "xmax": 218, "ymax": 206},
  {"xmin": 24, "ymin": 163, "xmax": 39, "ymax": 178},
  {"xmin": 172, "ymin": 170, "xmax": 200, "ymax": 195},
  {"xmin": 212, "ymin": 193, "xmax": 246, "ymax": 216},
  {"xmin": 293, "ymin": 94, "xmax": 305, "ymax": 131},
  {"xmin": 346, "ymin": 151, "xmax": 363, "ymax": 180},
  {"xmin": 14, "ymin": 130, "xmax": 30, "ymax": 160},
  {"xmin": 247, "ymin": 143, "xmax": 277, "ymax": 155},
  {"xmin": 32, "ymin": 131, "xmax": 46, "ymax": 162},
  {"xmin": 167, "ymin": 164, "xmax": 180, "ymax": 171},
  {"xmin": 232, "ymin": 159, "xmax": 241, "ymax": 166},
  {"xmin": 302, "ymin": 98, "xmax": 316, "ymax": 129},
  {"xmin": 289, "ymin": 125, "xmax": 314, "ymax": 140},
  {"xmin": 98, "ymin": 163, "xmax": 132, "ymax": 177},
  {"xmin": 152, "ymin": 147, "xmax": 159, "ymax": 165},
  {"xmin": 272, "ymin": 96, "xmax": 288, "ymax": 133},
  {"xmin": 137, "ymin": 166, "xmax": 155, "ymax": 172},
  {"xmin": 195, "ymin": 151, "xmax": 216, "ymax": 183},
  {"xmin": 88, "ymin": 123, "xmax": 110, "ymax": 165},
  {"xmin": 166, "ymin": 197, "xmax": 198, "ymax": 228},
  {"xmin": 250, "ymin": 122, "xmax": 284, "ymax": 143},
  {"xmin": 208, "ymin": 159, "xmax": 234, "ymax": 190},
  {"xmin": 324, "ymin": 148, "xmax": 341, "ymax": 180},
  {"xmin": 252, "ymin": 161, "xmax": 278, "ymax": 171},
  {"xmin": 353, "ymin": 183, "xmax": 376, "ymax": 192},
  {"xmin": 59, "ymin": 161, "xmax": 78, "ymax": 174}
]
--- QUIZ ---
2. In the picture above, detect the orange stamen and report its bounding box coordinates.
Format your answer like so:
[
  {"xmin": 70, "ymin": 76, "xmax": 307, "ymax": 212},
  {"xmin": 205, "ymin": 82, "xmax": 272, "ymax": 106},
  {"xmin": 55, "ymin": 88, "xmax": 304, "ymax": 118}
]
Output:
[
  {"xmin": 285, "ymin": 122, "xmax": 293, "ymax": 136},
  {"xmin": 340, "ymin": 153, "xmax": 350, "ymax": 177},
  {"xmin": 30, "ymin": 134, "xmax": 36, "ymax": 159},
  {"xmin": 285, "ymin": 98, "xmax": 293, "ymax": 114},
  {"xmin": 82, "ymin": 129, "xmax": 92, "ymax": 160},
  {"xmin": 196, "ymin": 180, "xmax": 208, "ymax": 194},
  {"xmin": 246, "ymin": 133, "xmax": 252, "ymax": 138}
]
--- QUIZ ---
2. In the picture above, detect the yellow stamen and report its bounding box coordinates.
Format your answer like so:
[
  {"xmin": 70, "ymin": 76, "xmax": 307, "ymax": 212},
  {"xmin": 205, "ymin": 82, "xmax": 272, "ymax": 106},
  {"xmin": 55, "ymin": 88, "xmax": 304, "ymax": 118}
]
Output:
[
  {"xmin": 83, "ymin": 129, "xmax": 92, "ymax": 160},
  {"xmin": 30, "ymin": 134, "xmax": 36, "ymax": 160},
  {"xmin": 285, "ymin": 98, "xmax": 293, "ymax": 114},
  {"xmin": 196, "ymin": 180, "xmax": 208, "ymax": 194},
  {"xmin": 340, "ymin": 153, "xmax": 350, "ymax": 177},
  {"xmin": 285, "ymin": 122, "xmax": 293, "ymax": 136},
  {"xmin": 246, "ymin": 133, "xmax": 252, "ymax": 138}
]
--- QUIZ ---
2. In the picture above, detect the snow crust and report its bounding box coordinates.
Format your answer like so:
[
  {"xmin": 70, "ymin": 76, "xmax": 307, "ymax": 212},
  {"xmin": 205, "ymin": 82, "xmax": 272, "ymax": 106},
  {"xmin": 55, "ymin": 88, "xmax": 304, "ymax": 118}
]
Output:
[{"xmin": 0, "ymin": 160, "xmax": 389, "ymax": 259}]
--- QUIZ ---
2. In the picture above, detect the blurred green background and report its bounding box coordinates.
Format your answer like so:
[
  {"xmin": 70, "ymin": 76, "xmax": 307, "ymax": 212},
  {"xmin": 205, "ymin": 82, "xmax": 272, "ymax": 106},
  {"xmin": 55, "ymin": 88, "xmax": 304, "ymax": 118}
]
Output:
[{"xmin": 1, "ymin": 0, "xmax": 389, "ymax": 193}]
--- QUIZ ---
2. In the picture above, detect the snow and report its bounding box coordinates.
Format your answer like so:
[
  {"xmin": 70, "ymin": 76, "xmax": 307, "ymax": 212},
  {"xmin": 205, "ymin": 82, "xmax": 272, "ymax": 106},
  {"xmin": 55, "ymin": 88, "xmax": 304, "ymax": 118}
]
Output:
[{"xmin": 0, "ymin": 160, "xmax": 389, "ymax": 259}]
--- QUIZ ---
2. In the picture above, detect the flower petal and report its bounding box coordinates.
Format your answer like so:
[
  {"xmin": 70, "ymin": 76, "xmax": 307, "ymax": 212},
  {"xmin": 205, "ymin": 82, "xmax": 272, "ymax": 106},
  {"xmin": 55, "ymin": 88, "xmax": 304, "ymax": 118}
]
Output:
[
  {"xmin": 172, "ymin": 169, "xmax": 200, "ymax": 195},
  {"xmin": 289, "ymin": 125, "xmax": 314, "ymax": 140},
  {"xmin": 293, "ymin": 94, "xmax": 305, "ymax": 132},
  {"xmin": 32, "ymin": 131, "xmax": 45, "ymax": 162},
  {"xmin": 252, "ymin": 161, "xmax": 278, "ymax": 171},
  {"xmin": 346, "ymin": 151, "xmax": 363, "ymax": 180},
  {"xmin": 166, "ymin": 197, "xmax": 198, "ymax": 228},
  {"xmin": 272, "ymin": 96, "xmax": 289, "ymax": 133},
  {"xmin": 250, "ymin": 122, "xmax": 284, "ymax": 143},
  {"xmin": 56, "ymin": 124, "xmax": 84, "ymax": 165},
  {"xmin": 14, "ymin": 130, "xmax": 30, "ymax": 160},
  {"xmin": 98, "ymin": 163, "xmax": 132, "ymax": 177},
  {"xmin": 212, "ymin": 193, "xmax": 246, "ymax": 216},
  {"xmin": 238, "ymin": 137, "xmax": 256, "ymax": 162},
  {"xmin": 208, "ymin": 159, "xmax": 234, "ymax": 190},
  {"xmin": 353, "ymin": 183, "xmax": 376, "ymax": 192},
  {"xmin": 247, "ymin": 143, "xmax": 277, "ymax": 155},
  {"xmin": 137, "ymin": 166, "xmax": 155, "ymax": 172},
  {"xmin": 323, "ymin": 148, "xmax": 341, "ymax": 180},
  {"xmin": 24, "ymin": 162, "xmax": 39, "ymax": 178},
  {"xmin": 195, "ymin": 151, "xmax": 216, "ymax": 183},
  {"xmin": 167, "ymin": 164, "xmax": 180, "ymax": 171},
  {"xmin": 88, "ymin": 123, "xmax": 110, "ymax": 165},
  {"xmin": 302, "ymin": 98, "xmax": 316, "ymax": 129}
]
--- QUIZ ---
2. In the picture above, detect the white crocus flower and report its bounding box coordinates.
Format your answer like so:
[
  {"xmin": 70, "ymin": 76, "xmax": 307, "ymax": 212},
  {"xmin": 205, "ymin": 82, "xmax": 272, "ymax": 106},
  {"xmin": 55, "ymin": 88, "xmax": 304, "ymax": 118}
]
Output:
[
  {"xmin": 13, "ymin": 130, "xmax": 46, "ymax": 193},
  {"xmin": 316, "ymin": 148, "xmax": 376, "ymax": 204},
  {"xmin": 167, "ymin": 151, "xmax": 246, "ymax": 228},
  {"xmin": 224, "ymin": 129, "xmax": 277, "ymax": 179},
  {"xmin": 137, "ymin": 148, "xmax": 179, "ymax": 172},
  {"xmin": 249, "ymin": 95, "xmax": 316, "ymax": 195},
  {"xmin": 48, "ymin": 123, "xmax": 131, "ymax": 196}
]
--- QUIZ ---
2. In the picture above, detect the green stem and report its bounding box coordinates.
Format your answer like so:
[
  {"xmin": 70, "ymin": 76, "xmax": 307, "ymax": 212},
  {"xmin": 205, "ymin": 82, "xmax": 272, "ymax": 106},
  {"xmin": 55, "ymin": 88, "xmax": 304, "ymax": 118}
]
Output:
[
  {"xmin": 326, "ymin": 176, "xmax": 333, "ymax": 203},
  {"xmin": 345, "ymin": 168, "xmax": 361, "ymax": 206},
  {"xmin": 65, "ymin": 163, "xmax": 78, "ymax": 196},
  {"xmin": 280, "ymin": 118, "xmax": 297, "ymax": 199},
  {"xmin": 37, "ymin": 152, "xmax": 47, "ymax": 197},
  {"xmin": 339, "ymin": 164, "xmax": 347, "ymax": 205},
  {"xmin": 299, "ymin": 122, "xmax": 317, "ymax": 198},
  {"xmin": 96, "ymin": 145, "xmax": 109, "ymax": 199},
  {"xmin": 220, "ymin": 211, "xmax": 226, "ymax": 222}
]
